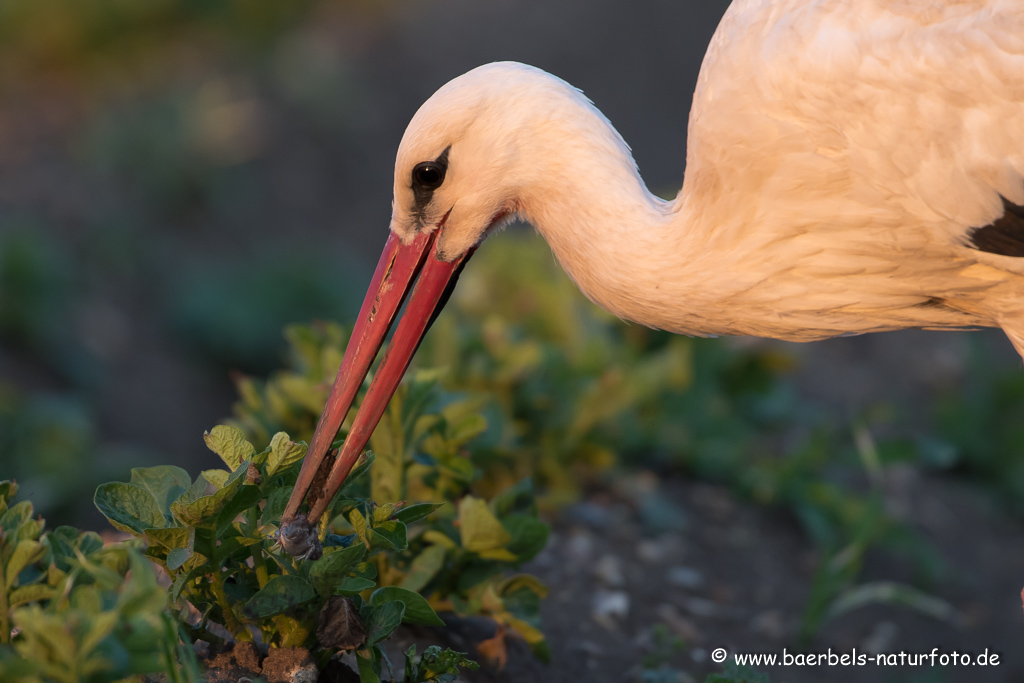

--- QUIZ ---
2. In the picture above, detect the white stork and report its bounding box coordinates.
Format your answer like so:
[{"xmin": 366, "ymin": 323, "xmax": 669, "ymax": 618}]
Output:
[{"xmin": 279, "ymin": 0, "xmax": 1024, "ymax": 557}]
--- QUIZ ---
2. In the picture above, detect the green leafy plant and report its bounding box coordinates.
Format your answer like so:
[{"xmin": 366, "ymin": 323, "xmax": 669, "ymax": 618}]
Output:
[
  {"xmin": 0, "ymin": 480, "xmax": 197, "ymax": 683},
  {"xmin": 93, "ymin": 417, "xmax": 546, "ymax": 681},
  {"xmin": 639, "ymin": 624, "xmax": 687, "ymax": 683},
  {"xmin": 401, "ymin": 644, "xmax": 479, "ymax": 683},
  {"xmin": 932, "ymin": 339, "xmax": 1024, "ymax": 505}
]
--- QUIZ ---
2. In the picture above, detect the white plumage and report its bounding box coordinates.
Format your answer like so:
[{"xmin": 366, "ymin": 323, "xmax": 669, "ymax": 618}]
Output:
[
  {"xmin": 388, "ymin": 0, "xmax": 1024, "ymax": 358},
  {"xmin": 280, "ymin": 0, "xmax": 1024, "ymax": 540}
]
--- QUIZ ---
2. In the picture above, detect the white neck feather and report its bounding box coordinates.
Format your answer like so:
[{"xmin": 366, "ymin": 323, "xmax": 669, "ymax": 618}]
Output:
[{"xmin": 509, "ymin": 87, "xmax": 722, "ymax": 336}]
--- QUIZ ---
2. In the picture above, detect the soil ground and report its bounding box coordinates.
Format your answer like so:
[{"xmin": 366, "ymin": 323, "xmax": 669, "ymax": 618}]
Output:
[{"xmin": 488, "ymin": 473, "xmax": 1024, "ymax": 683}]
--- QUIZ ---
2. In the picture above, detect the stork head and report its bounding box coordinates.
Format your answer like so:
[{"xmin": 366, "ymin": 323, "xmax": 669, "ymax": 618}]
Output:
[
  {"xmin": 388, "ymin": 61, "xmax": 575, "ymax": 259},
  {"xmin": 279, "ymin": 63, "xmax": 576, "ymax": 544}
]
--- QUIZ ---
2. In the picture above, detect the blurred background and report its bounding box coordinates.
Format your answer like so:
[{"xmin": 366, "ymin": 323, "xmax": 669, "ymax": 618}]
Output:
[
  {"xmin": 2, "ymin": 1, "xmax": 1024, "ymax": 679},
  {"xmin": 0, "ymin": 0, "xmax": 744, "ymax": 525}
]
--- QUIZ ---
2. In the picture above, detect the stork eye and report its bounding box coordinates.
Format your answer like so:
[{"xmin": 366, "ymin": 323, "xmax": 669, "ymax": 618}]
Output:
[{"xmin": 412, "ymin": 162, "xmax": 445, "ymax": 190}]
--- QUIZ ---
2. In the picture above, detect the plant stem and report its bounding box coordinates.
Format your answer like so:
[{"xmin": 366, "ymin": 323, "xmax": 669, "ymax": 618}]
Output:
[
  {"xmin": 253, "ymin": 551, "xmax": 269, "ymax": 590},
  {"xmin": 242, "ymin": 502, "xmax": 270, "ymax": 590},
  {"xmin": 187, "ymin": 622, "xmax": 227, "ymax": 649},
  {"xmin": 209, "ymin": 568, "xmax": 250, "ymax": 641}
]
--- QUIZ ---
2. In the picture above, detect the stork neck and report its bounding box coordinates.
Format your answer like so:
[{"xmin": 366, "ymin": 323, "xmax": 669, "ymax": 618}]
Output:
[{"xmin": 519, "ymin": 136, "xmax": 687, "ymax": 330}]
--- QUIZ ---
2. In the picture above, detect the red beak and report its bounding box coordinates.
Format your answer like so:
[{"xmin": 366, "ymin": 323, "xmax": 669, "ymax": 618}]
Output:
[{"xmin": 278, "ymin": 225, "xmax": 473, "ymax": 556}]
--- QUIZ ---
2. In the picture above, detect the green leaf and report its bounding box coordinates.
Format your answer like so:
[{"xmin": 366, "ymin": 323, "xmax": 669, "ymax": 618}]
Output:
[
  {"xmin": 308, "ymin": 544, "xmax": 367, "ymax": 599},
  {"xmin": 14, "ymin": 516, "xmax": 43, "ymax": 543},
  {"xmin": 447, "ymin": 413, "xmax": 488, "ymax": 445},
  {"xmin": 75, "ymin": 531, "xmax": 104, "ymax": 558},
  {"xmin": 349, "ymin": 507, "xmax": 369, "ymax": 547},
  {"xmin": 356, "ymin": 648, "xmax": 381, "ymax": 683},
  {"xmin": 94, "ymin": 482, "xmax": 166, "ymax": 535},
  {"xmin": 244, "ymin": 574, "xmax": 317, "ymax": 619},
  {"xmin": 502, "ymin": 514, "xmax": 550, "ymax": 562},
  {"xmin": 178, "ymin": 475, "xmax": 209, "ymax": 506},
  {"xmin": 370, "ymin": 586, "xmax": 445, "ymax": 626},
  {"xmin": 43, "ymin": 528, "xmax": 76, "ymax": 571},
  {"xmin": 267, "ymin": 432, "xmax": 307, "ymax": 476},
  {"xmin": 338, "ymin": 577, "xmax": 376, "ymax": 594},
  {"xmin": 0, "ymin": 501, "xmax": 32, "ymax": 533},
  {"xmin": 458, "ymin": 496, "xmax": 511, "ymax": 555},
  {"xmin": 262, "ymin": 487, "xmax": 291, "ymax": 525},
  {"xmin": 215, "ymin": 485, "xmax": 263, "ymax": 536},
  {"xmin": 8, "ymin": 583, "xmax": 55, "ymax": 608},
  {"xmin": 166, "ymin": 547, "xmax": 192, "ymax": 571},
  {"xmin": 170, "ymin": 463, "xmax": 249, "ymax": 529},
  {"xmin": 128, "ymin": 466, "xmax": 192, "ymax": 520},
  {"xmin": 490, "ymin": 479, "xmax": 537, "ymax": 518},
  {"xmin": 171, "ymin": 564, "xmax": 206, "ymax": 602},
  {"xmin": 192, "ymin": 528, "xmax": 216, "ymax": 559},
  {"xmin": 204, "ymin": 425, "xmax": 256, "ymax": 470},
  {"xmin": 372, "ymin": 503, "xmax": 399, "ymax": 524},
  {"xmin": 362, "ymin": 600, "xmax": 405, "ymax": 647},
  {"xmin": 368, "ymin": 521, "xmax": 408, "ymax": 553},
  {"xmin": 400, "ymin": 544, "xmax": 446, "ymax": 594},
  {"xmin": 393, "ymin": 503, "xmax": 444, "ymax": 526},
  {"xmin": 499, "ymin": 574, "xmax": 548, "ymax": 600},
  {"xmin": 142, "ymin": 527, "xmax": 192, "ymax": 550},
  {"xmin": 416, "ymin": 645, "xmax": 479, "ymax": 681},
  {"xmin": 80, "ymin": 610, "xmax": 120, "ymax": 657},
  {"xmin": 201, "ymin": 469, "xmax": 231, "ymax": 488},
  {"xmin": 0, "ymin": 480, "xmax": 16, "ymax": 505},
  {"xmin": 403, "ymin": 644, "xmax": 417, "ymax": 683},
  {"xmin": 5, "ymin": 539, "xmax": 44, "ymax": 589}
]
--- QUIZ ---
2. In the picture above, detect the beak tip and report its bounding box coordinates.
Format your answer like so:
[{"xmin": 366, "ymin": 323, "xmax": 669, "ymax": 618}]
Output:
[{"xmin": 278, "ymin": 514, "xmax": 323, "ymax": 561}]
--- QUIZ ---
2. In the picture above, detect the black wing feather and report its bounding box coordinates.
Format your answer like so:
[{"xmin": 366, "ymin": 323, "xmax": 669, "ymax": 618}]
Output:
[{"xmin": 968, "ymin": 196, "xmax": 1024, "ymax": 257}]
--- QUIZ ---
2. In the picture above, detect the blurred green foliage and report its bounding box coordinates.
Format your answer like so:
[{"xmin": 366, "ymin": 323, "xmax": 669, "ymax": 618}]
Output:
[
  {"xmin": 0, "ymin": 228, "xmax": 95, "ymax": 386},
  {"xmin": 94, "ymin": 420, "xmax": 536, "ymax": 681},
  {"xmin": 0, "ymin": 387, "xmax": 110, "ymax": 521},
  {"xmin": 167, "ymin": 249, "xmax": 368, "ymax": 370},
  {"xmin": 933, "ymin": 341, "xmax": 1024, "ymax": 506},
  {"xmin": 0, "ymin": 0, "xmax": 332, "ymax": 83},
  {"xmin": 0, "ymin": 481, "xmax": 199, "ymax": 683}
]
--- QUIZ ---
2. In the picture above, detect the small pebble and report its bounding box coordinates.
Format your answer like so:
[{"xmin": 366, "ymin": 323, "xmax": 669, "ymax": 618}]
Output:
[
  {"xmin": 640, "ymin": 493, "xmax": 690, "ymax": 533},
  {"xmin": 574, "ymin": 640, "xmax": 603, "ymax": 657},
  {"xmin": 636, "ymin": 539, "xmax": 666, "ymax": 563},
  {"xmin": 593, "ymin": 554, "xmax": 625, "ymax": 586},
  {"xmin": 592, "ymin": 590, "xmax": 630, "ymax": 629},
  {"xmin": 681, "ymin": 597, "xmax": 722, "ymax": 618},
  {"xmin": 862, "ymin": 621, "xmax": 899, "ymax": 655},
  {"xmin": 565, "ymin": 531, "xmax": 595, "ymax": 564},
  {"xmin": 728, "ymin": 526, "xmax": 754, "ymax": 548},
  {"xmin": 632, "ymin": 628, "xmax": 654, "ymax": 651},
  {"xmin": 565, "ymin": 501, "xmax": 614, "ymax": 528},
  {"xmin": 656, "ymin": 603, "xmax": 702, "ymax": 642},
  {"xmin": 667, "ymin": 566, "xmax": 705, "ymax": 590},
  {"xmin": 750, "ymin": 610, "xmax": 785, "ymax": 639}
]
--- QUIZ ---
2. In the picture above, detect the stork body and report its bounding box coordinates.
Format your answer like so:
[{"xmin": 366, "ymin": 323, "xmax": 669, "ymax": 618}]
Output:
[
  {"xmin": 391, "ymin": 0, "xmax": 1024, "ymax": 352},
  {"xmin": 280, "ymin": 0, "xmax": 1024, "ymax": 552}
]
